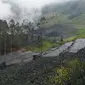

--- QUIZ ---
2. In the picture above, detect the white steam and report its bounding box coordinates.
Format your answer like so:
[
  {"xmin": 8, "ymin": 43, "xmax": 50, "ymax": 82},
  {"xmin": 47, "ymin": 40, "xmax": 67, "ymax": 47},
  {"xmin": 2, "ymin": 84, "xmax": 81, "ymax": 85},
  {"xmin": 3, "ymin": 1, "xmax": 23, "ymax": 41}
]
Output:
[{"xmin": 0, "ymin": 0, "xmax": 72, "ymax": 21}]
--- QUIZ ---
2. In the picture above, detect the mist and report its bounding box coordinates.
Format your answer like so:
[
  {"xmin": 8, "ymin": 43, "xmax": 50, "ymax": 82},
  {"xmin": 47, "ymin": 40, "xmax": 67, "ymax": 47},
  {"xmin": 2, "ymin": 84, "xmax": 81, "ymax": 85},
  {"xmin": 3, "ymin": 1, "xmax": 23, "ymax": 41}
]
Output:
[{"xmin": 0, "ymin": 0, "xmax": 73, "ymax": 21}]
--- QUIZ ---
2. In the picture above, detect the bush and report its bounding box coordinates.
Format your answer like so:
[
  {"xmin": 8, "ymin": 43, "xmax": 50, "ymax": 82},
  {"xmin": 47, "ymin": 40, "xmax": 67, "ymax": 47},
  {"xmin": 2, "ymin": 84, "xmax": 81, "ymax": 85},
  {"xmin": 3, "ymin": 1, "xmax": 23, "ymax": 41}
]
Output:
[{"xmin": 48, "ymin": 59, "xmax": 85, "ymax": 85}]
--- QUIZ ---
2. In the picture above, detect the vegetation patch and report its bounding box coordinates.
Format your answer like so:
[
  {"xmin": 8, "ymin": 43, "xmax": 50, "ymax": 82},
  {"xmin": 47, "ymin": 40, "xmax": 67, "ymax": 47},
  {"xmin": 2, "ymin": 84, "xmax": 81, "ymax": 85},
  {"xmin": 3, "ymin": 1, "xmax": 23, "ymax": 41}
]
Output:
[{"xmin": 48, "ymin": 59, "xmax": 85, "ymax": 85}]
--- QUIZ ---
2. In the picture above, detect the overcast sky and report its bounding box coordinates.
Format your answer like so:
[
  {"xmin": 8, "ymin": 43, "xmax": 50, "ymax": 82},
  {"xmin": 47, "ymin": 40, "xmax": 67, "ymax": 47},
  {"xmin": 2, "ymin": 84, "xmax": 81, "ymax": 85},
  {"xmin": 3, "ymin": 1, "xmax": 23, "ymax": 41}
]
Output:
[{"xmin": 0, "ymin": 0, "xmax": 72, "ymax": 21}]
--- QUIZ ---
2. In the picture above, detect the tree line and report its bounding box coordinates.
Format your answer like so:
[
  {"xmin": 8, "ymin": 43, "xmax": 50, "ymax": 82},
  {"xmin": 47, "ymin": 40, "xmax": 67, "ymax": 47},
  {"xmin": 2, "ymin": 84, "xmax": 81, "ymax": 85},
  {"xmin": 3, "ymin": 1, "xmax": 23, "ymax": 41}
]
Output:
[{"xmin": 0, "ymin": 19, "xmax": 39, "ymax": 55}]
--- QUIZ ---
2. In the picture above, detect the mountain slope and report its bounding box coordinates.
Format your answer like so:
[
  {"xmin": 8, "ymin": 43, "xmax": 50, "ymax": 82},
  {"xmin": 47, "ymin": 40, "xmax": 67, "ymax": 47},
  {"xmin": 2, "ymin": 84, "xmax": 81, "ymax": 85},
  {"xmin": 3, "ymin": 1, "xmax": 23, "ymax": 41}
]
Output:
[
  {"xmin": 39, "ymin": 0, "xmax": 85, "ymax": 38},
  {"xmin": 42, "ymin": 0, "xmax": 85, "ymax": 17}
]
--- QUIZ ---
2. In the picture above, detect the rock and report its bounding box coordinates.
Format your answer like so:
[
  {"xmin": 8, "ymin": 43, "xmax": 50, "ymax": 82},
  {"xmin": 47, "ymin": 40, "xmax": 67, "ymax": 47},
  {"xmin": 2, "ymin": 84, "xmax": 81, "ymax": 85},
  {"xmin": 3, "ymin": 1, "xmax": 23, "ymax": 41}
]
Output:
[
  {"xmin": 69, "ymin": 39, "xmax": 85, "ymax": 53},
  {"xmin": 43, "ymin": 42, "xmax": 73, "ymax": 57},
  {"xmin": 33, "ymin": 53, "xmax": 41, "ymax": 60},
  {"xmin": 44, "ymin": 38, "xmax": 85, "ymax": 57},
  {"xmin": 0, "ymin": 62, "xmax": 6, "ymax": 70}
]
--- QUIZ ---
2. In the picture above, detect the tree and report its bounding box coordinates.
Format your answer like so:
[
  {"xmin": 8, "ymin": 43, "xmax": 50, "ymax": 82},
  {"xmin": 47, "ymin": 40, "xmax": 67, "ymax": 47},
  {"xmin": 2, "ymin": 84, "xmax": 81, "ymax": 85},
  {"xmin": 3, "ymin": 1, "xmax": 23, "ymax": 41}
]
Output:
[
  {"xmin": 22, "ymin": 21, "xmax": 35, "ymax": 44},
  {"xmin": 3, "ymin": 20, "xmax": 9, "ymax": 55},
  {"xmin": 40, "ymin": 17, "xmax": 46, "ymax": 22},
  {"xmin": 0, "ymin": 20, "xmax": 9, "ymax": 55},
  {"xmin": 60, "ymin": 35, "xmax": 63, "ymax": 42},
  {"xmin": 9, "ymin": 20, "xmax": 16, "ymax": 52},
  {"xmin": 37, "ymin": 33, "xmax": 43, "ymax": 56}
]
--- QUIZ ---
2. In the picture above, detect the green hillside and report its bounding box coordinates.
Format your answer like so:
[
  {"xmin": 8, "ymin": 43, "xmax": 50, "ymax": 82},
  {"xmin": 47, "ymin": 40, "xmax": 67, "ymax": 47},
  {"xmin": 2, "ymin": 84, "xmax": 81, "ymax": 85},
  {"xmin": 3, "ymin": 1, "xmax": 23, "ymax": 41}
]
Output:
[{"xmin": 39, "ymin": 0, "xmax": 85, "ymax": 39}]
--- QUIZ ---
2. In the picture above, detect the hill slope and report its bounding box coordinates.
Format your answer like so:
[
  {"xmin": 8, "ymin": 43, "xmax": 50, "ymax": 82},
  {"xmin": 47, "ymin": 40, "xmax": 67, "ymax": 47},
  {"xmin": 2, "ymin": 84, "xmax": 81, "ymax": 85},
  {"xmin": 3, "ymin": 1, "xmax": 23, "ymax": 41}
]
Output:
[{"xmin": 39, "ymin": 0, "xmax": 85, "ymax": 38}]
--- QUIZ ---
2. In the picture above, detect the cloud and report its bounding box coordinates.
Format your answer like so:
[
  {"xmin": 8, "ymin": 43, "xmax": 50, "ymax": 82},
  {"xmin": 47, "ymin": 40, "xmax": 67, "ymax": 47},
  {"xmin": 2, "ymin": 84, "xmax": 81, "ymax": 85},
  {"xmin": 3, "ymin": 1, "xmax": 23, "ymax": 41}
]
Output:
[
  {"xmin": 0, "ymin": 0, "xmax": 72, "ymax": 21},
  {"xmin": 0, "ymin": 0, "xmax": 12, "ymax": 19}
]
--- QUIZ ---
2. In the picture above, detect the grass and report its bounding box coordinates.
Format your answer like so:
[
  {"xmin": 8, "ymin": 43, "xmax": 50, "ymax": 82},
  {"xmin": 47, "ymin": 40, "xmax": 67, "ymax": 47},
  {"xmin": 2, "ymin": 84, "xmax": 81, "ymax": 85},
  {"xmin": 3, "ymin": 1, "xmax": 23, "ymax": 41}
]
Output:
[
  {"xmin": 63, "ymin": 27, "xmax": 85, "ymax": 43},
  {"xmin": 25, "ymin": 40, "xmax": 57, "ymax": 52},
  {"xmin": 64, "ymin": 36, "xmax": 77, "ymax": 42},
  {"xmin": 76, "ymin": 28, "xmax": 85, "ymax": 38}
]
